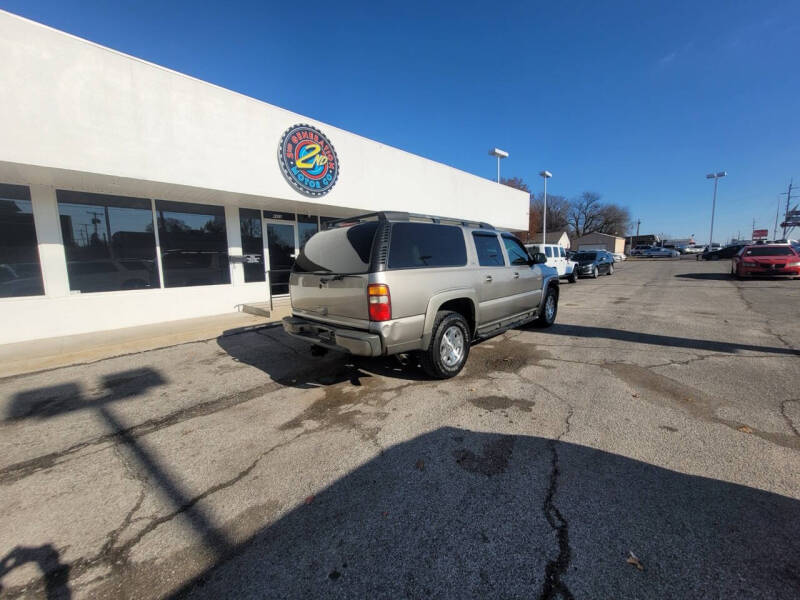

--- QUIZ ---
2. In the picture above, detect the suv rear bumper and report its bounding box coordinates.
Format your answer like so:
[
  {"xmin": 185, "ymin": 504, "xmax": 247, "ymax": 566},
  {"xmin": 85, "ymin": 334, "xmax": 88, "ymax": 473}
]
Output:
[{"xmin": 282, "ymin": 316, "xmax": 383, "ymax": 357}]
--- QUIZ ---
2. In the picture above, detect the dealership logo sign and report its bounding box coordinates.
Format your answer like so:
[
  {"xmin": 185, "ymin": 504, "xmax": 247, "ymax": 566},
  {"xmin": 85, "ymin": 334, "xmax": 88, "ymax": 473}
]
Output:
[{"xmin": 278, "ymin": 124, "xmax": 339, "ymax": 197}]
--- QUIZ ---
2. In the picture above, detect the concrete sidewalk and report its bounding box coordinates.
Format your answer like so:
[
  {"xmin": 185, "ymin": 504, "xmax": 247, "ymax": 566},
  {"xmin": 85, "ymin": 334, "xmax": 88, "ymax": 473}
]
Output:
[{"xmin": 0, "ymin": 306, "xmax": 291, "ymax": 379}]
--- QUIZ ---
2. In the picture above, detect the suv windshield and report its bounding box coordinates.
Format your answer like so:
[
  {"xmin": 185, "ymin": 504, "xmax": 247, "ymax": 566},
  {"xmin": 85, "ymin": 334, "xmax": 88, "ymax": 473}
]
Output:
[{"xmin": 293, "ymin": 221, "xmax": 378, "ymax": 274}]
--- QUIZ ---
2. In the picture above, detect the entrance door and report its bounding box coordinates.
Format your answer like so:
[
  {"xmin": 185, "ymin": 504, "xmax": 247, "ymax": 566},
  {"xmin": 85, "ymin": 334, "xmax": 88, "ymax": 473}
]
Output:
[{"xmin": 264, "ymin": 220, "xmax": 297, "ymax": 297}]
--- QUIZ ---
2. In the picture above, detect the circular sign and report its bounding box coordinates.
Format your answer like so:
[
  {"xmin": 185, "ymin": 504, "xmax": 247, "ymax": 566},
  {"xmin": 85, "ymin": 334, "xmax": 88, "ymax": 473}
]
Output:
[{"xmin": 278, "ymin": 124, "xmax": 339, "ymax": 197}]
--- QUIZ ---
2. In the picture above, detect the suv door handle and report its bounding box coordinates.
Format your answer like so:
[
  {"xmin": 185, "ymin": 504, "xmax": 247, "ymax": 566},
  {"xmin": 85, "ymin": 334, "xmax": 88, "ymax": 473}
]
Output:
[
  {"xmin": 485, "ymin": 275, "xmax": 493, "ymax": 282},
  {"xmin": 513, "ymin": 272, "xmax": 520, "ymax": 278}
]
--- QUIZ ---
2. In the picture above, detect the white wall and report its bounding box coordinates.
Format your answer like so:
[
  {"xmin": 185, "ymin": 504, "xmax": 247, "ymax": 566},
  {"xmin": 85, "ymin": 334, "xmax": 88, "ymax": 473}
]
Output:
[{"xmin": 0, "ymin": 10, "xmax": 528, "ymax": 230}]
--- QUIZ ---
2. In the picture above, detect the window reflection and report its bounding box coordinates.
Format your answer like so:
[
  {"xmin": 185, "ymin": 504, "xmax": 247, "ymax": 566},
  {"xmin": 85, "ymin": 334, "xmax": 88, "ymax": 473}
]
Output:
[
  {"xmin": 156, "ymin": 200, "xmax": 230, "ymax": 288},
  {"xmin": 0, "ymin": 184, "xmax": 44, "ymax": 298},
  {"xmin": 57, "ymin": 190, "xmax": 160, "ymax": 293}
]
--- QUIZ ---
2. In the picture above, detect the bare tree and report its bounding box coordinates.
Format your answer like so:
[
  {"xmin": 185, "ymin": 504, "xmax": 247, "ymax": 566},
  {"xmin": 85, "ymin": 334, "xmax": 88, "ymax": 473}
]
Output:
[
  {"xmin": 567, "ymin": 192, "xmax": 631, "ymax": 237},
  {"xmin": 529, "ymin": 193, "xmax": 570, "ymax": 235},
  {"xmin": 500, "ymin": 177, "xmax": 530, "ymax": 193}
]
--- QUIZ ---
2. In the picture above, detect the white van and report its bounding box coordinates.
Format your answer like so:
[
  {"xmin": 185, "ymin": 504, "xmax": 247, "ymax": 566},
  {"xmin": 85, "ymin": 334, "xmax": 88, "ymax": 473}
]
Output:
[{"xmin": 525, "ymin": 243, "xmax": 578, "ymax": 283}]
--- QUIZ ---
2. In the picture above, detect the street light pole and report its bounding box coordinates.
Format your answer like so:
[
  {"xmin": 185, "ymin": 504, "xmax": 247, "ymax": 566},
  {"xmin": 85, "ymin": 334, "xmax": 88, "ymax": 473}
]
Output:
[
  {"xmin": 539, "ymin": 170, "xmax": 552, "ymax": 245},
  {"xmin": 488, "ymin": 148, "xmax": 509, "ymax": 183},
  {"xmin": 706, "ymin": 171, "xmax": 726, "ymax": 246}
]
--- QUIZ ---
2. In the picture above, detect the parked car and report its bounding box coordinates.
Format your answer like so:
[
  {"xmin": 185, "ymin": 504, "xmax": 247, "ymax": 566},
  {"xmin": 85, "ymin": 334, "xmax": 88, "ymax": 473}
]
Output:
[
  {"xmin": 630, "ymin": 245, "xmax": 652, "ymax": 256},
  {"xmin": 699, "ymin": 244, "xmax": 745, "ymax": 261},
  {"xmin": 282, "ymin": 211, "xmax": 560, "ymax": 378},
  {"xmin": 682, "ymin": 244, "xmax": 704, "ymax": 254},
  {"xmin": 731, "ymin": 245, "xmax": 800, "ymax": 279},
  {"xmin": 573, "ymin": 250, "xmax": 615, "ymax": 278},
  {"xmin": 642, "ymin": 247, "xmax": 680, "ymax": 258},
  {"xmin": 611, "ymin": 252, "xmax": 626, "ymax": 262},
  {"xmin": 525, "ymin": 243, "xmax": 578, "ymax": 283}
]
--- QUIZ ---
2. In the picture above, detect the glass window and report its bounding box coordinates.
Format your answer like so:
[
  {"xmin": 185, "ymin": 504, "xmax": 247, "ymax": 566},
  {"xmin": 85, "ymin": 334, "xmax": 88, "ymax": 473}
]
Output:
[
  {"xmin": 545, "ymin": 247, "xmax": 553, "ymax": 257},
  {"xmin": 294, "ymin": 222, "xmax": 378, "ymax": 274},
  {"xmin": 57, "ymin": 190, "xmax": 160, "ymax": 293},
  {"xmin": 502, "ymin": 235, "xmax": 531, "ymax": 266},
  {"xmin": 155, "ymin": 200, "xmax": 230, "ymax": 287},
  {"xmin": 559, "ymin": 247, "xmax": 566, "ymax": 257},
  {"xmin": 472, "ymin": 232, "xmax": 505, "ymax": 267},
  {"xmin": 0, "ymin": 184, "xmax": 44, "ymax": 298},
  {"xmin": 388, "ymin": 223, "xmax": 467, "ymax": 269},
  {"xmin": 744, "ymin": 246, "xmax": 795, "ymax": 256},
  {"xmin": 239, "ymin": 208, "xmax": 265, "ymax": 283},
  {"xmin": 297, "ymin": 214, "xmax": 319, "ymax": 249}
]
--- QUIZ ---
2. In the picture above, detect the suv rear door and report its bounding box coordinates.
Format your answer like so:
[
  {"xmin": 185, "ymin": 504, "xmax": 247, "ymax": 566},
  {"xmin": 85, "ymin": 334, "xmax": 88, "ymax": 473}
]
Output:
[{"xmin": 289, "ymin": 221, "xmax": 378, "ymax": 324}]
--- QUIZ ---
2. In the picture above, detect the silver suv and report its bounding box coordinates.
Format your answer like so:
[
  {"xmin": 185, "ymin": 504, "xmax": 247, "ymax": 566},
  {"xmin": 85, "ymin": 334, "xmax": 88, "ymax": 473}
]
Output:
[{"xmin": 282, "ymin": 212, "xmax": 559, "ymax": 378}]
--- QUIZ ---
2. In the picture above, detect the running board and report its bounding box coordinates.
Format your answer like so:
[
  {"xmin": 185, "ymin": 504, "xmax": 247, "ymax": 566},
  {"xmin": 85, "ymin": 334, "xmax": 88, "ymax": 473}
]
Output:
[{"xmin": 475, "ymin": 310, "xmax": 537, "ymax": 340}]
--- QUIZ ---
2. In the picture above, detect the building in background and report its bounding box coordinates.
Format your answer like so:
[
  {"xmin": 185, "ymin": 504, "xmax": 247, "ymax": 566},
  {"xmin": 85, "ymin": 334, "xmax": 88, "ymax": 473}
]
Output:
[
  {"xmin": 0, "ymin": 11, "xmax": 527, "ymax": 344},
  {"xmin": 573, "ymin": 232, "xmax": 626, "ymax": 253}
]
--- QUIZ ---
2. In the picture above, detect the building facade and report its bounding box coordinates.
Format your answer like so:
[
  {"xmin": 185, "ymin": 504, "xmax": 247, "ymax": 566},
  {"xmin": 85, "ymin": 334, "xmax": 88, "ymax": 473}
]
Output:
[
  {"xmin": 573, "ymin": 232, "xmax": 626, "ymax": 253},
  {"xmin": 0, "ymin": 11, "xmax": 527, "ymax": 344}
]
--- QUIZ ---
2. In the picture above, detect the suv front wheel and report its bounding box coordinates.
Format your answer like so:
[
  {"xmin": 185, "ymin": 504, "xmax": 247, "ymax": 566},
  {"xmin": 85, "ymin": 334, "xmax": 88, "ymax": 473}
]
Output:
[
  {"xmin": 534, "ymin": 286, "xmax": 558, "ymax": 328},
  {"xmin": 420, "ymin": 310, "xmax": 471, "ymax": 379}
]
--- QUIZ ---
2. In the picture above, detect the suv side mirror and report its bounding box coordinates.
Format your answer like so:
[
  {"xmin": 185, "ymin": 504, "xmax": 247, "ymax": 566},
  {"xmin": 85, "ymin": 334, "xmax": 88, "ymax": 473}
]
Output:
[{"xmin": 532, "ymin": 252, "xmax": 547, "ymax": 265}]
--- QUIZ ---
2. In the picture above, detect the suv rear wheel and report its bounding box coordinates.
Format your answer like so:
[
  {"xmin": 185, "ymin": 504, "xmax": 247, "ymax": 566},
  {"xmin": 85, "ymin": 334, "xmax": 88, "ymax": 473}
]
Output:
[{"xmin": 420, "ymin": 310, "xmax": 470, "ymax": 379}]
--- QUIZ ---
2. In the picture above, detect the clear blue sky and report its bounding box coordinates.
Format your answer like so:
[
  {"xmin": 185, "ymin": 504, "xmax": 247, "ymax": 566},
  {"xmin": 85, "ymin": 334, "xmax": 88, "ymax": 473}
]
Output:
[{"xmin": 4, "ymin": 0, "xmax": 800, "ymax": 242}]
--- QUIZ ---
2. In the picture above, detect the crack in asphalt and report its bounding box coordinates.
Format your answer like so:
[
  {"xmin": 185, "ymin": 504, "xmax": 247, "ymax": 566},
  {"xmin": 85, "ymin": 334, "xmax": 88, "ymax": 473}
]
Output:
[
  {"xmin": 781, "ymin": 400, "xmax": 800, "ymax": 438},
  {"xmin": 539, "ymin": 402, "xmax": 575, "ymax": 600},
  {"xmin": 57, "ymin": 431, "xmax": 305, "ymax": 598}
]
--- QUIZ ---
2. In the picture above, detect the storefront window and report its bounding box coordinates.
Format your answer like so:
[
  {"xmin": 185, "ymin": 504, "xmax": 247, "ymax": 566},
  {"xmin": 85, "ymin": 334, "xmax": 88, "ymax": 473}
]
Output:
[
  {"xmin": 239, "ymin": 208, "xmax": 265, "ymax": 283},
  {"xmin": 0, "ymin": 184, "xmax": 44, "ymax": 298},
  {"xmin": 57, "ymin": 190, "xmax": 160, "ymax": 293},
  {"xmin": 156, "ymin": 200, "xmax": 230, "ymax": 287},
  {"xmin": 297, "ymin": 214, "xmax": 319, "ymax": 249}
]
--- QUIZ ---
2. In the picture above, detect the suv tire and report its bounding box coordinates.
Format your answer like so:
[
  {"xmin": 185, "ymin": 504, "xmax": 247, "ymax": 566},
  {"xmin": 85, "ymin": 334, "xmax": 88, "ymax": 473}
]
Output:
[
  {"xmin": 591, "ymin": 266, "xmax": 599, "ymax": 278},
  {"xmin": 568, "ymin": 270, "xmax": 578, "ymax": 283},
  {"xmin": 533, "ymin": 286, "xmax": 558, "ymax": 328},
  {"xmin": 607, "ymin": 264, "xmax": 614, "ymax": 275},
  {"xmin": 420, "ymin": 310, "xmax": 471, "ymax": 379}
]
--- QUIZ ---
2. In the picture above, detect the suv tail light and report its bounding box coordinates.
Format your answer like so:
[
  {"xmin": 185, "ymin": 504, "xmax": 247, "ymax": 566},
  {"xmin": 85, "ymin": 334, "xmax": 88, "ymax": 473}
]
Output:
[{"xmin": 368, "ymin": 284, "xmax": 391, "ymax": 321}]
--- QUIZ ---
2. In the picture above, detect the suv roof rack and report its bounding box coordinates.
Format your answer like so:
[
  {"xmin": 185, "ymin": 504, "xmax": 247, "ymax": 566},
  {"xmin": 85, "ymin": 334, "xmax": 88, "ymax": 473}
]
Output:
[{"xmin": 322, "ymin": 211, "xmax": 494, "ymax": 231}]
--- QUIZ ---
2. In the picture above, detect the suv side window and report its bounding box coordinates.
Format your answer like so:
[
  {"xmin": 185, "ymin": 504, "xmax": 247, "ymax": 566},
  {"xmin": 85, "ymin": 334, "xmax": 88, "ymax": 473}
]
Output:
[
  {"xmin": 501, "ymin": 235, "xmax": 531, "ymax": 266},
  {"xmin": 388, "ymin": 223, "xmax": 467, "ymax": 269},
  {"xmin": 472, "ymin": 232, "xmax": 505, "ymax": 266},
  {"xmin": 545, "ymin": 247, "xmax": 553, "ymax": 258},
  {"xmin": 559, "ymin": 247, "xmax": 566, "ymax": 257}
]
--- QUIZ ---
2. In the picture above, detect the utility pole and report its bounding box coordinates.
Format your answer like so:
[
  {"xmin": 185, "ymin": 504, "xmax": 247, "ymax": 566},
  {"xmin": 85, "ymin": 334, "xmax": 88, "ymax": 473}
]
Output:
[
  {"xmin": 774, "ymin": 195, "xmax": 781, "ymax": 240},
  {"xmin": 781, "ymin": 179, "xmax": 794, "ymax": 239}
]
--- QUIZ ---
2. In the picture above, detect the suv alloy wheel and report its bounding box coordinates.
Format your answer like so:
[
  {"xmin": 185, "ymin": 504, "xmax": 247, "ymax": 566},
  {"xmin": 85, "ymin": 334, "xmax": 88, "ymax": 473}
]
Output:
[
  {"xmin": 420, "ymin": 310, "xmax": 471, "ymax": 379},
  {"xmin": 534, "ymin": 286, "xmax": 558, "ymax": 328}
]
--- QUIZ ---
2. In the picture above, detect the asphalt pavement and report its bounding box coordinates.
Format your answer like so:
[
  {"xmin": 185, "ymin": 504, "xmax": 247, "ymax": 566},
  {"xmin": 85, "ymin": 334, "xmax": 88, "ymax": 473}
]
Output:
[{"xmin": 0, "ymin": 257, "xmax": 798, "ymax": 599}]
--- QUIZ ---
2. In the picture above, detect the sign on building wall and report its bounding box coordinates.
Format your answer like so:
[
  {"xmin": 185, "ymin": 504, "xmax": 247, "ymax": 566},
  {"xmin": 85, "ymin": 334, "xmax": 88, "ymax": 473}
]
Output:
[{"xmin": 278, "ymin": 124, "xmax": 339, "ymax": 197}]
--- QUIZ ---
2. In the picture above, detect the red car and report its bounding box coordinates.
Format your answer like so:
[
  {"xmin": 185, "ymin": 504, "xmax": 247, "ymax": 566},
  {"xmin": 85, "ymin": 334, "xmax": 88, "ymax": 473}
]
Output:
[{"xmin": 731, "ymin": 245, "xmax": 800, "ymax": 279}]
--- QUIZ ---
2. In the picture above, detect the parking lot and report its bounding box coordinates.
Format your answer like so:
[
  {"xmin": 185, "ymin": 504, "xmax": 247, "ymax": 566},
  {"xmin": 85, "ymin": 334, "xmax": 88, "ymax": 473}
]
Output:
[{"xmin": 1, "ymin": 257, "xmax": 798, "ymax": 599}]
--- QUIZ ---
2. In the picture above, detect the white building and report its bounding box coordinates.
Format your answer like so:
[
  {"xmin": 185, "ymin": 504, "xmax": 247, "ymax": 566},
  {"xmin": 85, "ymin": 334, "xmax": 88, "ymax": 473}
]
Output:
[{"xmin": 0, "ymin": 11, "xmax": 527, "ymax": 344}]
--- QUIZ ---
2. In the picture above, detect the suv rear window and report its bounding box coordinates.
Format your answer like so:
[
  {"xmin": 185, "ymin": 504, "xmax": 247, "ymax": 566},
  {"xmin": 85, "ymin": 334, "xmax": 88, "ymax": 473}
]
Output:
[
  {"xmin": 388, "ymin": 223, "xmax": 467, "ymax": 269},
  {"xmin": 472, "ymin": 232, "xmax": 505, "ymax": 266},
  {"xmin": 293, "ymin": 221, "xmax": 378, "ymax": 274}
]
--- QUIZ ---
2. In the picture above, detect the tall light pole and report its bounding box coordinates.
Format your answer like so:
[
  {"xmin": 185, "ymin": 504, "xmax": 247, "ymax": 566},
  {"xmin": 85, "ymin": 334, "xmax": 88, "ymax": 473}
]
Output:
[
  {"xmin": 706, "ymin": 171, "xmax": 726, "ymax": 246},
  {"xmin": 539, "ymin": 170, "xmax": 552, "ymax": 244},
  {"xmin": 489, "ymin": 148, "xmax": 509, "ymax": 183}
]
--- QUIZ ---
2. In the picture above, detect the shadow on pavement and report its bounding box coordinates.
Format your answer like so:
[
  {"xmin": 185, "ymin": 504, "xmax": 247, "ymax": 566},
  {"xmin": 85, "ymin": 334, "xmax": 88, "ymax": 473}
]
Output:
[
  {"xmin": 216, "ymin": 326, "xmax": 432, "ymax": 388},
  {"xmin": 2, "ymin": 368, "xmax": 231, "ymax": 598},
  {"xmin": 167, "ymin": 427, "xmax": 800, "ymax": 599},
  {"xmin": 549, "ymin": 323, "xmax": 799, "ymax": 357},
  {"xmin": 0, "ymin": 544, "xmax": 71, "ymax": 600}
]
